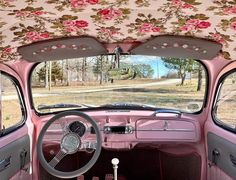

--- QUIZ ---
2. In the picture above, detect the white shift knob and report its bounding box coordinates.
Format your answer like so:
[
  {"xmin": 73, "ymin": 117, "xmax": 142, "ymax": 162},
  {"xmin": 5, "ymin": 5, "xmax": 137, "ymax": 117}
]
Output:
[{"xmin": 111, "ymin": 158, "xmax": 119, "ymax": 166}]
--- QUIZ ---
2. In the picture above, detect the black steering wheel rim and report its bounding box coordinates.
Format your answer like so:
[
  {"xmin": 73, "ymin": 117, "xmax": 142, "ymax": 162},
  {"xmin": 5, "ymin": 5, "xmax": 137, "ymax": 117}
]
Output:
[{"xmin": 37, "ymin": 110, "xmax": 102, "ymax": 179}]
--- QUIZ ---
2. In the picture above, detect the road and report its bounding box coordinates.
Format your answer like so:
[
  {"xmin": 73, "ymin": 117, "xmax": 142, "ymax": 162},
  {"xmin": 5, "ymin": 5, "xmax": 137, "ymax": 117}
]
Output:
[
  {"xmin": 3, "ymin": 79, "xmax": 180, "ymax": 100},
  {"xmin": 67, "ymin": 79, "xmax": 179, "ymax": 94}
]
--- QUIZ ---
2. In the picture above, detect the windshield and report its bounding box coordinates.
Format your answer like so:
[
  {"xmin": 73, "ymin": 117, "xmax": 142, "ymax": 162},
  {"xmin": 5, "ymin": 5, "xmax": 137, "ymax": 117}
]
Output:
[{"xmin": 31, "ymin": 55, "xmax": 206, "ymax": 113}]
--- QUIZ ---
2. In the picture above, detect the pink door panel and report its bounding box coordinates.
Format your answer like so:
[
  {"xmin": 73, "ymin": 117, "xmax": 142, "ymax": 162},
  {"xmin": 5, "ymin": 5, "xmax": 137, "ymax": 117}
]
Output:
[
  {"xmin": 205, "ymin": 60, "xmax": 236, "ymax": 180},
  {"xmin": 0, "ymin": 64, "xmax": 32, "ymax": 180}
]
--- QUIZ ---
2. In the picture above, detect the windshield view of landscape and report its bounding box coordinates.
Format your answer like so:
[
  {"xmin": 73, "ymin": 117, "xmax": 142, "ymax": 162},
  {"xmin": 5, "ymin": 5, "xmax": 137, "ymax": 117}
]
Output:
[{"xmin": 31, "ymin": 55, "xmax": 206, "ymax": 113}]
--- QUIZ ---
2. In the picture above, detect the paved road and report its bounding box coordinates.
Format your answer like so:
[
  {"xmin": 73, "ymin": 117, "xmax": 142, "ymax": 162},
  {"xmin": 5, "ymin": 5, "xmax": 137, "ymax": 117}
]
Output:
[{"xmin": 3, "ymin": 79, "xmax": 180, "ymax": 100}]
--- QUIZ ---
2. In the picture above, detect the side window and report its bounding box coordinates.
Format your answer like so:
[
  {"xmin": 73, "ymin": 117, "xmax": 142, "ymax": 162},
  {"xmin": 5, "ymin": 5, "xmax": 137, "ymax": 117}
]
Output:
[
  {"xmin": 214, "ymin": 71, "xmax": 236, "ymax": 130},
  {"xmin": 0, "ymin": 72, "xmax": 25, "ymax": 134}
]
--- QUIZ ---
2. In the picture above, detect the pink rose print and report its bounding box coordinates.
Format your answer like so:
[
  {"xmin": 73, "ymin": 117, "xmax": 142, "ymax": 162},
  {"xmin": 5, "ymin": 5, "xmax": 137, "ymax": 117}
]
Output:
[
  {"xmin": 171, "ymin": 1, "xmax": 195, "ymax": 9},
  {"xmin": 180, "ymin": 20, "xmax": 211, "ymax": 32},
  {"xmin": 99, "ymin": 9, "xmax": 110, "ymax": 16},
  {"xmin": 62, "ymin": 19, "xmax": 89, "ymax": 33},
  {"xmin": 70, "ymin": 1, "xmax": 78, "ymax": 8},
  {"xmin": 197, "ymin": 21, "xmax": 211, "ymax": 29},
  {"xmin": 40, "ymin": 33, "xmax": 50, "ymax": 39},
  {"xmin": 230, "ymin": 21, "xmax": 236, "ymax": 30},
  {"xmin": 26, "ymin": 31, "xmax": 38, "ymax": 40},
  {"xmin": 139, "ymin": 23, "xmax": 161, "ymax": 33},
  {"xmin": 26, "ymin": 31, "xmax": 50, "ymax": 41},
  {"xmin": 186, "ymin": 19, "xmax": 199, "ymax": 25},
  {"xmin": 75, "ymin": 20, "xmax": 88, "ymax": 28},
  {"xmin": 16, "ymin": 11, "xmax": 29, "ymax": 18},
  {"xmin": 171, "ymin": 0, "xmax": 182, "ymax": 7},
  {"xmin": 152, "ymin": 26, "xmax": 161, "ymax": 32},
  {"xmin": 224, "ymin": 6, "xmax": 236, "ymax": 14},
  {"xmin": 63, "ymin": 20, "xmax": 76, "ymax": 27},
  {"xmin": 139, "ymin": 23, "xmax": 153, "ymax": 33},
  {"xmin": 210, "ymin": 33, "xmax": 226, "ymax": 44},
  {"xmin": 3, "ymin": 47, "xmax": 12, "ymax": 54},
  {"xmin": 86, "ymin": 0, "xmax": 98, "ymax": 4},
  {"xmin": 101, "ymin": 28, "xmax": 110, "ymax": 34},
  {"xmin": 70, "ymin": 0, "xmax": 85, "ymax": 8},
  {"xmin": 65, "ymin": 27, "xmax": 77, "ymax": 32},
  {"xmin": 113, "ymin": 9, "xmax": 122, "ymax": 16},
  {"xmin": 70, "ymin": 0, "xmax": 98, "ymax": 8},
  {"xmin": 98, "ymin": 8, "xmax": 122, "ymax": 20},
  {"xmin": 101, "ymin": 28, "xmax": 118, "ymax": 36},
  {"xmin": 180, "ymin": 25, "xmax": 194, "ymax": 32},
  {"xmin": 15, "ymin": 9, "xmax": 46, "ymax": 19},
  {"xmin": 182, "ymin": 3, "xmax": 193, "ymax": 9},
  {"xmin": 32, "ymin": 11, "xmax": 44, "ymax": 16}
]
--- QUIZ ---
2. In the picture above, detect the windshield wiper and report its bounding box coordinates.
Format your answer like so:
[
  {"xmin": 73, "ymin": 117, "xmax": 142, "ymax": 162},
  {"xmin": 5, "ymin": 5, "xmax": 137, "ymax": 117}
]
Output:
[
  {"xmin": 37, "ymin": 103, "xmax": 96, "ymax": 110},
  {"xmin": 100, "ymin": 102, "xmax": 156, "ymax": 109}
]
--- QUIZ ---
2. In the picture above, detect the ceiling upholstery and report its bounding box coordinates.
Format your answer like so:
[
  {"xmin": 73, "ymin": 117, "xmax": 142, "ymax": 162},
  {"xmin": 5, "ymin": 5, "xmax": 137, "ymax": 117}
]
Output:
[{"xmin": 0, "ymin": 0, "xmax": 236, "ymax": 61}]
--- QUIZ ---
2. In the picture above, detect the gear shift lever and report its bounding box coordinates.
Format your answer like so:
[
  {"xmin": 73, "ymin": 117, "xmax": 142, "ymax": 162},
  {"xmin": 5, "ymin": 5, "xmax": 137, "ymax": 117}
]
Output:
[{"xmin": 111, "ymin": 158, "xmax": 119, "ymax": 180}]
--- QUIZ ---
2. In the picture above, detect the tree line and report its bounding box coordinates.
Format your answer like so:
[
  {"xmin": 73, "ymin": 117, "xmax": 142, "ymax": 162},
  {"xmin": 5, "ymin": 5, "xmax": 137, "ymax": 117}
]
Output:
[
  {"xmin": 33, "ymin": 56, "xmax": 204, "ymax": 91},
  {"xmin": 34, "ymin": 55, "xmax": 154, "ymax": 87}
]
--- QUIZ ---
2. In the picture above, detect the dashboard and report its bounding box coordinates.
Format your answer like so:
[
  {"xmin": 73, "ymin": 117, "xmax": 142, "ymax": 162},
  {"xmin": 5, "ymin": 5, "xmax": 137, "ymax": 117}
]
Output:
[{"xmin": 42, "ymin": 110, "xmax": 200, "ymax": 150}]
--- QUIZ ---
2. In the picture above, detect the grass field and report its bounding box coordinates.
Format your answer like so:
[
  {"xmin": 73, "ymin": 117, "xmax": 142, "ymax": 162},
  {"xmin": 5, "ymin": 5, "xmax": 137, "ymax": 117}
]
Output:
[{"xmin": 32, "ymin": 79, "xmax": 205, "ymax": 112}]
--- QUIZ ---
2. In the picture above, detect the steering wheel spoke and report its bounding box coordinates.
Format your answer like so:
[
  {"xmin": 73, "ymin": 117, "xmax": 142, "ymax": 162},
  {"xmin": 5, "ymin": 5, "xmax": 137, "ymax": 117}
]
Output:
[{"xmin": 49, "ymin": 149, "xmax": 67, "ymax": 168}]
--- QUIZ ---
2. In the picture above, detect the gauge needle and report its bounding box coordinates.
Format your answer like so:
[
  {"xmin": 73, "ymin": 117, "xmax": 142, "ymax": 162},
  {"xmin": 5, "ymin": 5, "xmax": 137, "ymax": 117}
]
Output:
[{"xmin": 75, "ymin": 126, "xmax": 80, "ymax": 132}]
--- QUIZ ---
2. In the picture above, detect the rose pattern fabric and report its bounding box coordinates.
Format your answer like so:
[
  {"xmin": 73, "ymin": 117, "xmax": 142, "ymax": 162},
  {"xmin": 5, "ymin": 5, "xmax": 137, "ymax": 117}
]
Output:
[
  {"xmin": 46, "ymin": 0, "xmax": 101, "ymax": 12},
  {"xmin": 8, "ymin": 6, "xmax": 51, "ymax": 19},
  {"xmin": 126, "ymin": 13, "xmax": 166, "ymax": 36},
  {"xmin": 51, "ymin": 15, "xmax": 89, "ymax": 36},
  {"xmin": 0, "ymin": 0, "xmax": 236, "ymax": 61},
  {"xmin": 96, "ymin": 26, "xmax": 123, "ymax": 42},
  {"xmin": 0, "ymin": 0, "xmax": 16, "ymax": 8},
  {"xmin": 91, "ymin": 7, "xmax": 130, "ymax": 25}
]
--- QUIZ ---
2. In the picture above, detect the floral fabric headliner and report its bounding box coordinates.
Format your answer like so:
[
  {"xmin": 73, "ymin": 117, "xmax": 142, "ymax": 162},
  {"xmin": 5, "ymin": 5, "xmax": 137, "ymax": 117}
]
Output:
[{"xmin": 0, "ymin": 0, "xmax": 236, "ymax": 61}]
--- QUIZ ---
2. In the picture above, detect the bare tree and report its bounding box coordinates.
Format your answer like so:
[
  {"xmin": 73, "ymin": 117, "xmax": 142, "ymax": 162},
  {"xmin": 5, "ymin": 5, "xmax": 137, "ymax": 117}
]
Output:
[
  {"xmin": 81, "ymin": 57, "xmax": 87, "ymax": 82},
  {"xmin": 197, "ymin": 64, "xmax": 203, "ymax": 91}
]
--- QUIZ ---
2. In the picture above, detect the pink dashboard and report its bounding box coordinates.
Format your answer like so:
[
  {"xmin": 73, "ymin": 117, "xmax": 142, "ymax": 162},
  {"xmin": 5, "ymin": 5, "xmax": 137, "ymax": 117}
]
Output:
[{"xmin": 41, "ymin": 110, "xmax": 201, "ymax": 150}]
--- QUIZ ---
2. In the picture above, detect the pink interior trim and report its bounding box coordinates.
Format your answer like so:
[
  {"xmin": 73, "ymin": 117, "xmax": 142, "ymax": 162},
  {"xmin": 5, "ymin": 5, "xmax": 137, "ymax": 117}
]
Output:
[
  {"xmin": 207, "ymin": 165, "xmax": 233, "ymax": 180},
  {"xmin": 9, "ymin": 163, "xmax": 32, "ymax": 180},
  {"xmin": 0, "ymin": 125, "xmax": 28, "ymax": 149}
]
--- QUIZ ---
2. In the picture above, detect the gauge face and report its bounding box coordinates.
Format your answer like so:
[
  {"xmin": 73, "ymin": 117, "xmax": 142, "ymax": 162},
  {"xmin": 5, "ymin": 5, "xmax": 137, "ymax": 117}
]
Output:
[
  {"xmin": 68, "ymin": 121, "xmax": 86, "ymax": 137},
  {"xmin": 61, "ymin": 133, "xmax": 80, "ymax": 154}
]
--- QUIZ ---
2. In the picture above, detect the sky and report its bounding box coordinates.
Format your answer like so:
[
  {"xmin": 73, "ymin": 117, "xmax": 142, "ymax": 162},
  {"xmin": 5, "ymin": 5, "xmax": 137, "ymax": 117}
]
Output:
[{"xmin": 124, "ymin": 55, "xmax": 170, "ymax": 78}]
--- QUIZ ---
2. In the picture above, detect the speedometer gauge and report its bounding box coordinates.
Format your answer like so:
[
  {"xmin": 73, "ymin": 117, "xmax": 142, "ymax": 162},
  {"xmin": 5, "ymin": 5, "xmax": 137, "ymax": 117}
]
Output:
[
  {"xmin": 68, "ymin": 121, "xmax": 86, "ymax": 137},
  {"xmin": 61, "ymin": 133, "xmax": 81, "ymax": 154}
]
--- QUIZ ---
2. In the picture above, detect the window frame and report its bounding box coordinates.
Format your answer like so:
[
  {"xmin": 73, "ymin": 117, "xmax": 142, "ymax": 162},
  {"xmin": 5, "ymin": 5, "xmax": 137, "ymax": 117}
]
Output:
[
  {"xmin": 212, "ymin": 68, "xmax": 236, "ymax": 134},
  {"xmin": 0, "ymin": 71, "xmax": 27, "ymax": 137}
]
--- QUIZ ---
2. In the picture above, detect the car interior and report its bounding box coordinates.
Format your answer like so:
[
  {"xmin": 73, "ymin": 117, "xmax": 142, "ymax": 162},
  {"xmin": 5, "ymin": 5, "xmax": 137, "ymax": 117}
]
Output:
[{"xmin": 0, "ymin": 1, "xmax": 236, "ymax": 180}]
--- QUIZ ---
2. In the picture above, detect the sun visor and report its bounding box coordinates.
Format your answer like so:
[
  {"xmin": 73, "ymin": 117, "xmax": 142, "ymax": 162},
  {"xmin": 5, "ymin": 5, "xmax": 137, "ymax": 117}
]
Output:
[
  {"xmin": 18, "ymin": 37, "xmax": 107, "ymax": 62},
  {"xmin": 131, "ymin": 35, "xmax": 222, "ymax": 60}
]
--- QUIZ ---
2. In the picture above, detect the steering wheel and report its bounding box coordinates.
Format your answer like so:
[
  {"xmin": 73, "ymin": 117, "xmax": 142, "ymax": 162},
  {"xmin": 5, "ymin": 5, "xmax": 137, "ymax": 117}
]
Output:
[{"xmin": 37, "ymin": 111, "xmax": 102, "ymax": 179}]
